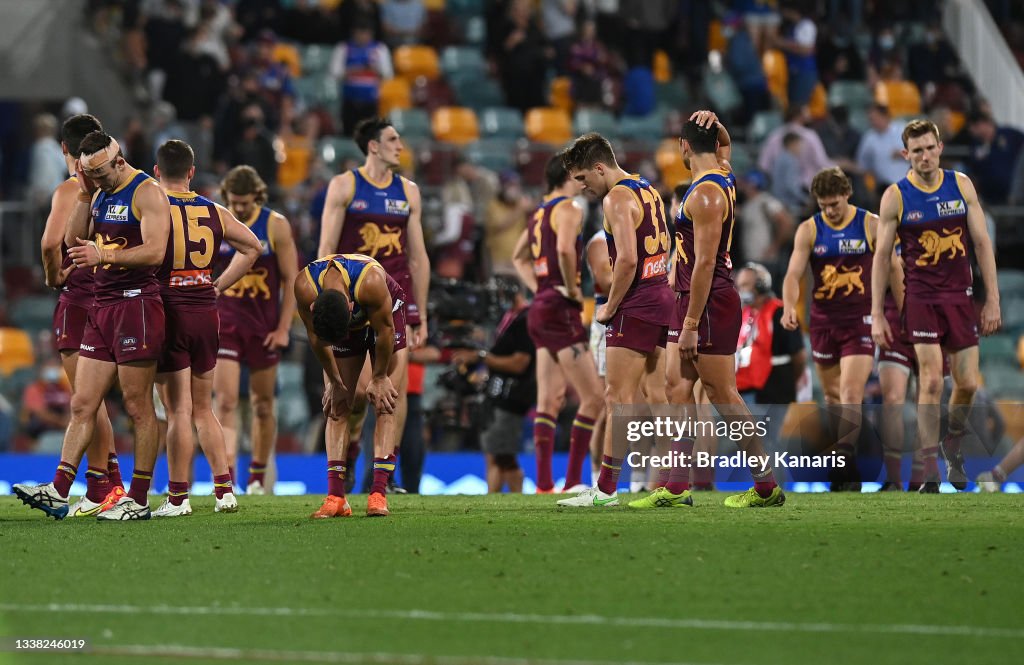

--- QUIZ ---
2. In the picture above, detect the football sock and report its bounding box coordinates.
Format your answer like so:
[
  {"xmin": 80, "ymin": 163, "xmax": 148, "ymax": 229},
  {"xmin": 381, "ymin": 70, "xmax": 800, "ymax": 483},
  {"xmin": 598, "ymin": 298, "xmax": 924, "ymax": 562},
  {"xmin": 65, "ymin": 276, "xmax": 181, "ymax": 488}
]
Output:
[
  {"xmin": 371, "ymin": 456, "xmax": 396, "ymax": 495},
  {"xmin": 107, "ymin": 453, "xmax": 123, "ymax": 489},
  {"xmin": 248, "ymin": 461, "xmax": 267, "ymax": 487},
  {"xmin": 327, "ymin": 459, "xmax": 346, "ymax": 497},
  {"xmin": 597, "ymin": 455, "xmax": 622, "ymax": 495},
  {"xmin": 533, "ymin": 412, "xmax": 557, "ymax": 491},
  {"xmin": 53, "ymin": 460, "xmax": 77, "ymax": 498},
  {"xmin": 213, "ymin": 473, "xmax": 233, "ymax": 499},
  {"xmin": 85, "ymin": 466, "xmax": 110, "ymax": 502},
  {"xmin": 167, "ymin": 481, "xmax": 189, "ymax": 506},
  {"xmin": 564, "ymin": 415, "xmax": 595, "ymax": 489},
  {"xmin": 128, "ymin": 469, "xmax": 152, "ymax": 506},
  {"xmin": 665, "ymin": 437, "xmax": 694, "ymax": 495}
]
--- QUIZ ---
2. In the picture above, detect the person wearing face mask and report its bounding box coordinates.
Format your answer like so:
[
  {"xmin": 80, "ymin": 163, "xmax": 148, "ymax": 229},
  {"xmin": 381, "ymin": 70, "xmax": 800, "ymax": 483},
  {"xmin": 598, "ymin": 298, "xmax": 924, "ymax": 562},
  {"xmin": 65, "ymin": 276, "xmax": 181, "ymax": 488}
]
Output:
[
  {"xmin": 20, "ymin": 360, "xmax": 73, "ymax": 443},
  {"xmin": 734, "ymin": 263, "xmax": 805, "ymax": 455}
]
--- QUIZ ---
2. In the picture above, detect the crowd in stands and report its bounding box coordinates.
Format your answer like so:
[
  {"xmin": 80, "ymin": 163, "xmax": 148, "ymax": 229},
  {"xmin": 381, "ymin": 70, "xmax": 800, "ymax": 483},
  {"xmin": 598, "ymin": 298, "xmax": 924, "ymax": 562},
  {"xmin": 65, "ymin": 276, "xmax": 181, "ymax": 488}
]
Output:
[{"xmin": 4, "ymin": 0, "xmax": 1024, "ymax": 454}]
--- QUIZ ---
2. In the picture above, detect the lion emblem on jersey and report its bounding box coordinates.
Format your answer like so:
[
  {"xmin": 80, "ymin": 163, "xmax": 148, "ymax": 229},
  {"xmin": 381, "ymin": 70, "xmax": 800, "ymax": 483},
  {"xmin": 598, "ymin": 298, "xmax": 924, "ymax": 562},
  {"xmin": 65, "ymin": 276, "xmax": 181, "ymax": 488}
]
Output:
[
  {"xmin": 674, "ymin": 233, "xmax": 688, "ymax": 265},
  {"xmin": 915, "ymin": 228, "xmax": 965, "ymax": 266},
  {"xmin": 224, "ymin": 267, "xmax": 271, "ymax": 300},
  {"xmin": 357, "ymin": 223, "xmax": 403, "ymax": 258},
  {"xmin": 815, "ymin": 265, "xmax": 864, "ymax": 300},
  {"xmin": 95, "ymin": 233, "xmax": 127, "ymax": 270}
]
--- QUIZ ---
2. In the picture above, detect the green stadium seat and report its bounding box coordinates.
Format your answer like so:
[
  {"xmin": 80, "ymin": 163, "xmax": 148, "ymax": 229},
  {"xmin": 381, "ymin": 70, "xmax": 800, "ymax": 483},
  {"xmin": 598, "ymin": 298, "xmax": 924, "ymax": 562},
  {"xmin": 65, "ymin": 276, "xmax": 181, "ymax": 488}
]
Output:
[
  {"xmin": 981, "ymin": 365, "xmax": 1024, "ymax": 399},
  {"xmin": 9, "ymin": 295, "xmax": 57, "ymax": 333},
  {"xmin": 450, "ymin": 73, "xmax": 505, "ymax": 110},
  {"xmin": 446, "ymin": 0, "xmax": 484, "ymax": 17},
  {"xmin": 654, "ymin": 79, "xmax": 691, "ymax": 112},
  {"xmin": 390, "ymin": 108, "xmax": 432, "ymax": 140},
  {"xmin": 464, "ymin": 138, "xmax": 517, "ymax": 173},
  {"xmin": 478, "ymin": 107, "xmax": 524, "ymax": 139},
  {"xmin": 702, "ymin": 68, "xmax": 742, "ymax": 115},
  {"xmin": 573, "ymin": 109, "xmax": 617, "ymax": 136},
  {"xmin": 293, "ymin": 74, "xmax": 340, "ymax": 116},
  {"xmin": 749, "ymin": 110, "xmax": 783, "ymax": 144},
  {"xmin": 441, "ymin": 46, "xmax": 487, "ymax": 78},
  {"xmin": 727, "ymin": 143, "xmax": 754, "ymax": 176},
  {"xmin": 301, "ymin": 44, "xmax": 334, "ymax": 76},
  {"xmin": 828, "ymin": 81, "xmax": 873, "ymax": 110},
  {"xmin": 997, "ymin": 269, "xmax": 1024, "ymax": 297},
  {"xmin": 980, "ymin": 334, "xmax": 1019, "ymax": 363},
  {"xmin": 617, "ymin": 112, "xmax": 665, "ymax": 142},
  {"xmin": 318, "ymin": 137, "xmax": 364, "ymax": 170}
]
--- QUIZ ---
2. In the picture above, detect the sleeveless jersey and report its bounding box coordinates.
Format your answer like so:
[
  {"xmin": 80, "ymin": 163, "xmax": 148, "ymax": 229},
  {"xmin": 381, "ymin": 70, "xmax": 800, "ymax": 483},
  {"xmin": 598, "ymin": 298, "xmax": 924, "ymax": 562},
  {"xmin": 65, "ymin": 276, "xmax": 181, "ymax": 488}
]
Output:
[
  {"xmin": 529, "ymin": 195, "xmax": 582, "ymax": 295},
  {"xmin": 675, "ymin": 169, "xmax": 737, "ymax": 293},
  {"xmin": 586, "ymin": 229, "xmax": 608, "ymax": 305},
  {"xmin": 216, "ymin": 206, "xmax": 281, "ymax": 333},
  {"xmin": 159, "ymin": 190, "xmax": 222, "ymax": 307},
  {"xmin": 89, "ymin": 170, "xmax": 161, "ymax": 305},
  {"xmin": 809, "ymin": 206, "xmax": 873, "ymax": 327},
  {"xmin": 303, "ymin": 254, "xmax": 402, "ymax": 332},
  {"xmin": 883, "ymin": 240, "xmax": 902, "ymax": 322},
  {"xmin": 896, "ymin": 169, "xmax": 973, "ymax": 302},
  {"xmin": 336, "ymin": 168, "xmax": 412, "ymax": 283},
  {"xmin": 59, "ymin": 175, "xmax": 95, "ymax": 306},
  {"xmin": 603, "ymin": 175, "xmax": 673, "ymax": 323}
]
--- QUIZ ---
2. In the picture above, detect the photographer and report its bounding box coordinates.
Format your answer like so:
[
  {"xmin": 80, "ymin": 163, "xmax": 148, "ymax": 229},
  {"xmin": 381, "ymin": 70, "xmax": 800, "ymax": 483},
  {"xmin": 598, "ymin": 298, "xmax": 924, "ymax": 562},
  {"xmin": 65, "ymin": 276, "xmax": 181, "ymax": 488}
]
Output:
[{"xmin": 453, "ymin": 286, "xmax": 538, "ymax": 493}]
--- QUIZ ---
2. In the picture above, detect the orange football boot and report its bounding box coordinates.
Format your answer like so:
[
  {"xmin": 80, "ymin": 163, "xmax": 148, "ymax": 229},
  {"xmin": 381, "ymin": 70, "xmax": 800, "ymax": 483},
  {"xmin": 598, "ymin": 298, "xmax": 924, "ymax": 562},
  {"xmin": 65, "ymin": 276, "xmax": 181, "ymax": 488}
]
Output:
[
  {"xmin": 310, "ymin": 495, "xmax": 352, "ymax": 519},
  {"xmin": 366, "ymin": 492, "xmax": 389, "ymax": 517},
  {"xmin": 99, "ymin": 485, "xmax": 127, "ymax": 513}
]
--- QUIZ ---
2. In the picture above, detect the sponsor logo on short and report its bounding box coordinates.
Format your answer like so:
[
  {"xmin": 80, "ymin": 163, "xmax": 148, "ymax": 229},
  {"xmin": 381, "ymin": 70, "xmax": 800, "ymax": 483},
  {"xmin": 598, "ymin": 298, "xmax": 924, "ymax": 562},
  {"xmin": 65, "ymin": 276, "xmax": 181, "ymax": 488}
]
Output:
[
  {"xmin": 80, "ymin": 344, "xmax": 96, "ymax": 352},
  {"xmin": 105, "ymin": 204, "xmax": 129, "ymax": 222},
  {"xmin": 885, "ymin": 351, "xmax": 909, "ymax": 362},
  {"xmin": 937, "ymin": 200, "xmax": 964, "ymax": 217},
  {"xmin": 912, "ymin": 330, "xmax": 938, "ymax": 338},
  {"xmin": 218, "ymin": 348, "xmax": 239, "ymax": 357},
  {"xmin": 839, "ymin": 238, "xmax": 866, "ymax": 254},
  {"xmin": 862, "ymin": 315, "xmax": 873, "ymax": 325},
  {"xmin": 813, "ymin": 244, "xmax": 827, "ymax": 256},
  {"xmin": 906, "ymin": 210, "xmax": 924, "ymax": 222},
  {"xmin": 385, "ymin": 198, "xmax": 410, "ymax": 215},
  {"xmin": 812, "ymin": 350, "xmax": 834, "ymax": 359},
  {"xmin": 123, "ymin": 289, "xmax": 141, "ymax": 298},
  {"xmin": 122, "ymin": 337, "xmax": 137, "ymax": 346}
]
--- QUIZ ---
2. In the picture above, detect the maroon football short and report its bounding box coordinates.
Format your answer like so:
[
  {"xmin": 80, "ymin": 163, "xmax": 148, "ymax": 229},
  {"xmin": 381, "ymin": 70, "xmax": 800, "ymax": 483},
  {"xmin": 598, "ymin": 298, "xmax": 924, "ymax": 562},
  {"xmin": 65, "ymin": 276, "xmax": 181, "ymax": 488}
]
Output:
[
  {"xmin": 903, "ymin": 297, "xmax": 979, "ymax": 353},
  {"xmin": 527, "ymin": 291, "xmax": 587, "ymax": 354},
  {"xmin": 218, "ymin": 324, "xmax": 280, "ymax": 370},
  {"xmin": 879, "ymin": 307, "xmax": 915, "ymax": 371},
  {"xmin": 332, "ymin": 295, "xmax": 408, "ymax": 359},
  {"xmin": 605, "ymin": 310, "xmax": 668, "ymax": 354},
  {"xmin": 810, "ymin": 318, "xmax": 875, "ymax": 365},
  {"xmin": 80, "ymin": 297, "xmax": 165, "ymax": 364},
  {"xmin": 53, "ymin": 299, "xmax": 91, "ymax": 353},
  {"xmin": 395, "ymin": 271, "xmax": 421, "ymax": 327},
  {"xmin": 666, "ymin": 291, "xmax": 689, "ymax": 345},
  {"xmin": 666, "ymin": 287, "xmax": 743, "ymax": 355},
  {"xmin": 158, "ymin": 304, "xmax": 220, "ymax": 375}
]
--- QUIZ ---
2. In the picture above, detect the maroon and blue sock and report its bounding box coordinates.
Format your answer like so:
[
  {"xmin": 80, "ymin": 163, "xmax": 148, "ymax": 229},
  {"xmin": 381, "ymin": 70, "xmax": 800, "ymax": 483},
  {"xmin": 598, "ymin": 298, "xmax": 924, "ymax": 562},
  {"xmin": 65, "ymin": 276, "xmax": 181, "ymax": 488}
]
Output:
[
  {"xmin": 128, "ymin": 469, "xmax": 152, "ymax": 506},
  {"xmin": 327, "ymin": 460, "xmax": 346, "ymax": 497},
  {"xmin": 167, "ymin": 480, "xmax": 189, "ymax": 506},
  {"xmin": 213, "ymin": 473, "xmax": 233, "ymax": 499},
  {"xmin": 53, "ymin": 460, "xmax": 77, "ymax": 498},
  {"xmin": 107, "ymin": 453, "xmax": 123, "ymax": 490},
  {"xmin": 248, "ymin": 461, "xmax": 267, "ymax": 487},
  {"xmin": 371, "ymin": 455, "xmax": 396, "ymax": 495},
  {"xmin": 85, "ymin": 466, "xmax": 111, "ymax": 502},
  {"xmin": 533, "ymin": 412, "xmax": 557, "ymax": 491}
]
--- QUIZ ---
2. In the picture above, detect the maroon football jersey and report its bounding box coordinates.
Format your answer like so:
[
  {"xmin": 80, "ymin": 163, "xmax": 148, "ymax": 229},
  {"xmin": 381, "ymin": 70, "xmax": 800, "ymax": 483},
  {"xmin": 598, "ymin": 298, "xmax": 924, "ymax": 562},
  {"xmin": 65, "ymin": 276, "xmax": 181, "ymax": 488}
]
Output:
[
  {"xmin": 529, "ymin": 195, "xmax": 582, "ymax": 295},
  {"xmin": 159, "ymin": 190, "xmax": 223, "ymax": 307}
]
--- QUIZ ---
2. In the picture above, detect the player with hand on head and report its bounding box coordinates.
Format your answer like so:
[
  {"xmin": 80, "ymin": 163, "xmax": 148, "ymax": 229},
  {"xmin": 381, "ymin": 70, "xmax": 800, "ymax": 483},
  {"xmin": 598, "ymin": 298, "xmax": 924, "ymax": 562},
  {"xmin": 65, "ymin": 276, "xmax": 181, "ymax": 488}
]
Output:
[{"xmin": 296, "ymin": 254, "xmax": 408, "ymax": 518}]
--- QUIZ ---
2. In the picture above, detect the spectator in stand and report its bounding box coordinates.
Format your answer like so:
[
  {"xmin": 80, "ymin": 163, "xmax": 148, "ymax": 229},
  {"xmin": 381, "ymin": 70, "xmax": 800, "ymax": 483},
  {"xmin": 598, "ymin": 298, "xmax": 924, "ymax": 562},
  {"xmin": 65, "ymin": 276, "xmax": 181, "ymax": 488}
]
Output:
[
  {"xmin": 775, "ymin": 2, "xmax": 818, "ymax": 107},
  {"xmin": 330, "ymin": 22, "xmax": 393, "ymax": 136},
  {"xmin": 725, "ymin": 17, "xmax": 771, "ymax": 125},
  {"xmin": 737, "ymin": 171, "xmax": 795, "ymax": 280},
  {"xmin": 381, "ymin": 0, "xmax": 426, "ymax": 48},
  {"xmin": 227, "ymin": 103, "xmax": 279, "ymax": 188},
  {"xmin": 163, "ymin": 27, "xmax": 226, "ymax": 126},
  {"xmin": 771, "ymin": 132, "xmax": 809, "ymax": 218},
  {"xmin": 193, "ymin": 0, "xmax": 237, "ymax": 72},
  {"xmin": 907, "ymin": 22, "xmax": 960, "ymax": 91},
  {"xmin": 485, "ymin": 171, "xmax": 533, "ymax": 277},
  {"xmin": 967, "ymin": 112, "xmax": 1024, "ymax": 206},
  {"xmin": 213, "ymin": 70, "xmax": 276, "ymax": 169},
  {"xmin": 618, "ymin": 0, "xmax": 675, "ymax": 68},
  {"xmin": 568, "ymin": 19, "xmax": 612, "ymax": 110},
  {"xmin": 758, "ymin": 105, "xmax": 833, "ymax": 188},
  {"xmin": 815, "ymin": 25, "xmax": 867, "ymax": 86},
  {"xmin": 541, "ymin": 0, "xmax": 579, "ymax": 74},
  {"xmin": 279, "ymin": 0, "xmax": 343, "ymax": 45},
  {"xmin": 27, "ymin": 113, "xmax": 66, "ymax": 213},
  {"xmin": 144, "ymin": 0, "xmax": 187, "ymax": 100},
  {"xmin": 856, "ymin": 104, "xmax": 907, "ymax": 196},
  {"xmin": 337, "ymin": 0, "xmax": 383, "ymax": 42},
  {"xmin": 19, "ymin": 358, "xmax": 72, "ymax": 444},
  {"xmin": 439, "ymin": 156, "xmax": 497, "ymax": 280},
  {"xmin": 735, "ymin": 0, "xmax": 780, "ymax": 55},
  {"xmin": 496, "ymin": 0, "xmax": 550, "ymax": 113},
  {"xmin": 814, "ymin": 105, "xmax": 861, "ymax": 170},
  {"xmin": 252, "ymin": 30, "xmax": 296, "ymax": 132}
]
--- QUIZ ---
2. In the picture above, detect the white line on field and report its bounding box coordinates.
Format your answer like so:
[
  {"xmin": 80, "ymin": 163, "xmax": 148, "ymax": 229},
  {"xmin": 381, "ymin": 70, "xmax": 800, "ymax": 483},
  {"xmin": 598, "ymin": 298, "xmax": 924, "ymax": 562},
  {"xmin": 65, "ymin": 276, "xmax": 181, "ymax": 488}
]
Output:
[
  {"xmin": 91, "ymin": 643, "xmax": 729, "ymax": 665},
  {"xmin": 1, "ymin": 603, "xmax": 1021, "ymax": 640}
]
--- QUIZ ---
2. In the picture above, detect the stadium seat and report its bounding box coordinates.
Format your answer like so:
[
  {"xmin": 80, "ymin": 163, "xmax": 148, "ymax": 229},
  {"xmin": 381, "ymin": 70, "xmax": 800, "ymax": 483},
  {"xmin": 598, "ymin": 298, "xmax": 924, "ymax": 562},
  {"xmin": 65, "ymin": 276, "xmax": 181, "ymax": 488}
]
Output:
[
  {"xmin": 464, "ymin": 138, "xmax": 517, "ymax": 173},
  {"xmin": 653, "ymin": 50, "xmax": 672, "ymax": 83},
  {"xmin": 318, "ymin": 136, "xmax": 365, "ymax": 170},
  {"xmin": 655, "ymin": 138, "xmax": 692, "ymax": 189},
  {"xmin": 728, "ymin": 143, "xmax": 753, "ymax": 176},
  {"xmin": 875, "ymin": 81, "xmax": 921, "ymax": 117},
  {"xmin": 948, "ymin": 110, "xmax": 966, "ymax": 135},
  {"xmin": 412, "ymin": 77, "xmax": 456, "ymax": 112},
  {"xmin": 424, "ymin": 0, "xmax": 446, "ymax": 10},
  {"xmin": 654, "ymin": 79, "xmax": 691, "ymax": 113},
  {"xmin": 573, "ymin": 109, "xmax": 617, "ymax": 136},
  {"xmin": 1002, "ymin": 297, "xmax": 1024, "ymax": 333},
  {"xmin": 441, "ymin": 46, "xmax": 487, "ymax": 78},
  {"xmin": 617, "ymin": 112, "xmax": 666, "ymax": 141},
  {"xmin": 390, "ymin": 107, "xmax": 433, "ymax": 140},
  {"xmin": 432, "ymin": 106, "xmax": 480, "ymax": 145},
  {"xmin": 394, "ymin": 45, "xmax": 441, "ymax": 81},
  {"xmin": 808, "ymin": 82, "xmax": 827, "ymax": 119},
  {"xmin": 450, "ymin": 73, "xmax": 505, "ymax": 111},
  {"xmin": 379, "ymin": 77, "xmax": 412, "ymax": 116},
  {"xmin": 446, "ymin": 0, "xmax": 484, "ymax": 15},
  {"xmin": 708, "ymin": 19, "xmax": 727, "ymax": 52},
  {"xmin": 702, "ymin": 67, "xmax": 742, "ymax": 115},
  {"xmin": 479, "ymin": 107, "xmax": 524, "ymax": 139},
  {"xmin": 828, "ymin": 80, "xmax": 872, "ymax": 110},
  {"xmin": 997, "ymin": 269, "xmax": 1024, "ymax": 297},
  {"xmin": 979, "ymin": 334, "xmax": 1019, "ymax": 364},
  {"xmin": 1018, "ymin": 335, "xmax": 1024, "ymax": 368},
  {"xmin": 549, "ymin": 76, "xmax": 573, "ymax": 113},
  {"xmin": 301, "ymin": 44, "xmax": 334, "ymax": 76},
  {"xmin": 0, "ymin": 327, "xmax": 34, "ymax": 376},
  {"xmin": 981, "ymin": 365, "xmax": 1024, "ymax": 399},
  {"xmin": 524, "ymin": 107, "xmax": 572, "ymax": 145},
  {"xmin": 748, "ymin": 110, "xmax": 783, "ymax": 144},
  {"xmin": 272, "ymin": 42, "xmax": 302, "ymax": 78},
  {"xmin": 762, "ymin": 49, "xmax": 788, "ymax": 108},
  {"xmin": 9, "ymin": 295, "xmax": 57, "ymax": 333},
  {"xmin": 293, "ymin": 74, "xmax": 340, "ymax": 116}
]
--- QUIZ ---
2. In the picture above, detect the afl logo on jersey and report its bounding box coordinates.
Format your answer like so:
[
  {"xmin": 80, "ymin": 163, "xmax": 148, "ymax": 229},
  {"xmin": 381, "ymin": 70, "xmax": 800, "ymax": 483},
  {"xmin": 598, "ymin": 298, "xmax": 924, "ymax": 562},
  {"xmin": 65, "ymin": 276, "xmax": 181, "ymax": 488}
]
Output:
[
  {"xmin": 813, "ymin": 244, "xmax": 827, "ymax": 256},
  {"xmin": 351, "ymin": 199, "xmax": 368, "ymax": 211},
  {"xmin": 906, "ymin": 210, "xmax": 924, "ymax": 222}
]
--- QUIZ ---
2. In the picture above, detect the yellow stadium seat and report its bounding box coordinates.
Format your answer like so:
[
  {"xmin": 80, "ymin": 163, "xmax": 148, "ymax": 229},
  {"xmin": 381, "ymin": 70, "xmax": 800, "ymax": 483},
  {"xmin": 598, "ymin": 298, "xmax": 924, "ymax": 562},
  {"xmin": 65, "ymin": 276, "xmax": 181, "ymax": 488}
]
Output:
[
  {"xmin": 875, "ymin": 80, "xmax": 921, "ymax": 117},
  {"xmin": 653, "ymin": 50, "xmax": 671, "ymax": 83},
  {"xmin": 432, "ymin": 106, "xmax": 480, "ymax": 145},
  {"xmin": 379, "ymin": 77, "xmax": 412, "ymax": 116},
  {"xmin": 708, "ymin": 19, "xmax": 727, "ymax": 52},
  {"xmin": 948, "ymin": 110, "xmax": 966, "ymax": 136},
  {"xmin": 272, "ymin": 42, "xmax": 302, "ymax": 78},
  {"xmin": 762, "ymin": 49, "xmax": 788, "ymax": 109},
  {"xmin": 1018, "ymin": 334, "xmax": 1024, "ymax": 368},
  {"xmin": 549, "ymin": 76, "xmax": 573, "ymax": 113},
  {"xmin": 655, "ymin": 138, "xmax": 691, "ymax": 190},
  {"xmin": 0, "ymin": 327, "xmax": 34, "ymax": 376},
  {"xmin": 424, "ymin": 0, "xmax": 446, "ymax": 9},
  {"xmin": 808, "ymin": 82, "xmax": 827, "ymax": 119},
  {"xmin": 581, "ymin": 296, "xmax": 595, "ymax": 327},
  {"xmin": 394, "ymin": 45, "xmax": 440, "ymax": 81},
  {"xmin": 524, "ymin": 107, "xmax": 572, "ymax": 145}
]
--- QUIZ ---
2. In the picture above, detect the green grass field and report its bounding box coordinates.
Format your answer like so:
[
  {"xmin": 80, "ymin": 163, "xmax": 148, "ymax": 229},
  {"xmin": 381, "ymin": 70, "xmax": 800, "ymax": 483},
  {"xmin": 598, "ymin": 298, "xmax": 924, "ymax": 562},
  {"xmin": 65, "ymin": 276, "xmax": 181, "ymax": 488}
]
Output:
[{"xmin": 1, "ymin": 493, "xmax": 1022, "ymax": 665}]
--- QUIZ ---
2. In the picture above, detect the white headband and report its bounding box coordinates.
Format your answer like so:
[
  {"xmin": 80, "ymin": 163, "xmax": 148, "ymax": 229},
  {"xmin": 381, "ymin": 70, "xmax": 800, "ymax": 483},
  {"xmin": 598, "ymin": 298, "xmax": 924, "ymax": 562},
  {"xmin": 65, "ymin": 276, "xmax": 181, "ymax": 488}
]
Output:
[{"xmin": 80, "ymin": 138, "xmax": 121, "ymax": 170}]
